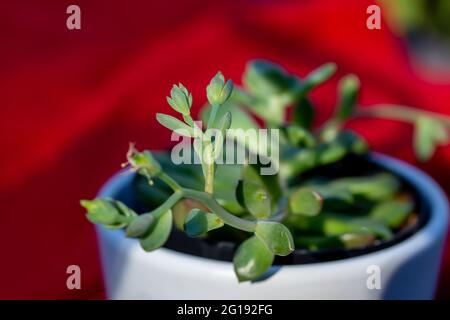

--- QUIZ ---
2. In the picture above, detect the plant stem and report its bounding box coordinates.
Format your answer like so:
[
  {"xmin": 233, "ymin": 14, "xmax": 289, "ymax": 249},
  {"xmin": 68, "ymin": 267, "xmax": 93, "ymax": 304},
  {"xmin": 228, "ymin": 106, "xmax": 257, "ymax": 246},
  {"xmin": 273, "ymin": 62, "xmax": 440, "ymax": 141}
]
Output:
[
  {"xmin": 158, "ymin": 172, "xmax": 182, "ymax": 192},
  {"xmin": 204, "ymin": 154, "xmax": 214, "ymax": 194},
  {"xmin": 152, "ymin": 191, "xmax": 183, "ymax": 219},
  {"xmin": 181, "ymin": 188, "xmax": 257, "ymax": 232},
  {"xmin": 355, "ymin": 104, "xmax": 450, "ymax": 127},
  {"xmin": 207, "ymin": 104, "xmax": 219, "ymax": 129}
]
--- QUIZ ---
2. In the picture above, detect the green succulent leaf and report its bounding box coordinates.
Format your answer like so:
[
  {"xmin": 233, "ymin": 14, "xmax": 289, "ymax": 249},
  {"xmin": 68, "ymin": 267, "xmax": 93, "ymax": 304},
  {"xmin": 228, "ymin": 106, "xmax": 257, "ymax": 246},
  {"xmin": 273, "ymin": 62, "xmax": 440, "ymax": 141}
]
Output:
[
  {"xmin": 126, "ymin": 213, "xmax": 155, "ymax": 238},
  {"xmin": 156, "ymin": 113, "xmax": 196, "ymax": 137},
  {"xmin": 233, "ymin": 236, "xmax": 274, "ymax": 282},
  {"xmin": 139, "ymin": 209, "xmax": 173, "ymax": 252},
  {"xmin": 241, "ymin": 164, "xmax": 272, "ymax": 219},
  {"xmin": 330, "ymin": 173, "xmax": 401, "ymax": 201},
  {"xmin": 293, "ymin": 97, "xmax": 315, "ymax": 130},
  {"xmin": 255, "ymin": 221, "xmax": 295, "ymax": 256},
  {"xmin": 214, "ymin": 164, "xmax": 246, "ymax": 214},
  {"xmin": 184, "ymin": 208, "xmax": 224, "ymax": 237},
  {"xmin": 81, "ymin": 198, "xmax": 134, "ymax": 228},
  {"xmin": 243, "ymin": 59, "xmax": 300, "ymax": 98},
  {"xmin": 300, "ymin": 63, "xmax": 337, "ymax": 95},
  {"xmin": 295, "ymin": 233, "xmax": 375, "ymax": 250},
  {"xmin": 308, "ymin": 184, "xmax": 354, "ymax": 208},
  {"xmin": 316, "ymin": 141, "xmax": 347, "ymax": 165},
  {"xmin": 370, "ymin": 199, "xmax": 413, "ymax": 228},
  {"xmin": 289, "ymin": 188, "xmax": 323, "ymax": 216},
  {"xmin": 284, "ymin": 125, "xmax": 316, "ymax": 147},
  {"xmin": 336, "ymin": 74, "xmax": 360, "ymax": 121},
  {"xmin": 337, "ymin": 130, "xmax": 369, "ymax": 154},
  {"xmin": 289, "ymin": 212, "xmax": 392, "ymax": 240},
  {"xmin": 414, "ymin": 116, "xmax": 449, "ymax": 161}
]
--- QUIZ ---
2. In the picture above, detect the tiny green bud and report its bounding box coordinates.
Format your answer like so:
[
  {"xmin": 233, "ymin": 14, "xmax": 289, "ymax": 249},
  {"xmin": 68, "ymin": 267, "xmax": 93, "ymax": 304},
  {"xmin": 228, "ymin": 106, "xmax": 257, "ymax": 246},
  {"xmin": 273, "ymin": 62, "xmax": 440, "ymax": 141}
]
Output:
[
  {"xmin": 167, "ymin": 83, "xmax": 192, "ymax": 116},
  {"xmin": 125, "ymin": 143, "xmax": 161, "ymax": 180},
  {"xmin": 206, "ymin": 72, "xmax": 233, "ymax": 106}
]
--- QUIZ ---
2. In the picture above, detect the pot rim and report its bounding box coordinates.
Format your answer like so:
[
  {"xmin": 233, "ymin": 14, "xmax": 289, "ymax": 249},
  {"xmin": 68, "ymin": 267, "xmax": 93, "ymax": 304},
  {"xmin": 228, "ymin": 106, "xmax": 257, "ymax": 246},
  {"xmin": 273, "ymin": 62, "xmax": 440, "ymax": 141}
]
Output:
[{"xmin": 97, "ymin": 152, "xmax": 449, "ymax": 270}]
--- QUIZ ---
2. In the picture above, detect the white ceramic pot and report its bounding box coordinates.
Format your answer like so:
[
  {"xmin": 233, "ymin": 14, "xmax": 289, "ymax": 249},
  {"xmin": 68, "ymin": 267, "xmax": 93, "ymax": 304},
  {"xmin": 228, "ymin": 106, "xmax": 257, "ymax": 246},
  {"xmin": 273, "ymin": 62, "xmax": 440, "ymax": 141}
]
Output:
[{"xmin": 95, "ymin": 154, "xmax": 448, "ymax": 299}]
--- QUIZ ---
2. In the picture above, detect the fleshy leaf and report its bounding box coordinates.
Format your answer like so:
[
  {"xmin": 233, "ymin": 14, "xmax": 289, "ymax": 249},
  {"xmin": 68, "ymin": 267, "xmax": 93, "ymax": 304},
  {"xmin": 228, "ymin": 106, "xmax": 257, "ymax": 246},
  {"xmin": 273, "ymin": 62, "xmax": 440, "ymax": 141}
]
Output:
[
  {"xmin": 243, "ymin": 59, "xmax": 300, "ymax": 98},
  {"xmin": 81, "ymin": 198, "xmax": 133, "ymax": 228},
  {"xmin": 233, "ymin": 236, "xmax": 274, "ymax": 282},
  {"xmin": 370, "ymin": 199, "xmax": 413, "ymax": 228},
  {"xmin": 184, "ymin": 209, "xmax": 224, "ymax": 237},
  {"xmin": 139, "ymin": 209, "xmax": 173, "ymax": 252},
  {"xmin": 126, "ymin": 213, "xmax": 155, "ymax": 238},
  {"xmin": 300, "ymin": 63, "xmax": 337, "ymax": 94},
  {"xmin": 156, "ymin": 113, "xmax": 195, "ymax": 137},
  {"xmin": 289, "ymin": 188, "xmax": 323, "ymax": 216},
  {"xmin": 293, "ymin": 97, "xmax": 315, "ymax": 130},
  {"xmin": 336, "ymin": 74, "xmax": 360, "ymax": 121},
  {"xmin": 330, "ymin": 173, "xmax": 400, "ymax": 201},
  {"xmin": 255, "ymin": 221, "xmax": 295, "ymax": 256},
  {"xmin": 414, "ymin": 116, "xmax": 449, "ymax": 161},
  {"xmin": 242, "ymin": 164, "xmax": 271, "ymax": 219}
]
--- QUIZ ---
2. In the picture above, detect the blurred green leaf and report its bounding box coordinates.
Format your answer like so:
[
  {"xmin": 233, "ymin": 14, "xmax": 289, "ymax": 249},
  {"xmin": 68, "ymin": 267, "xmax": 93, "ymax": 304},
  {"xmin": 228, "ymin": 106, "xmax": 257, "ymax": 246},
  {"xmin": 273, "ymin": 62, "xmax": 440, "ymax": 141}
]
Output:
[
  {"xmin": 299, "ymin": 63, "xmax": 337, "ymax": 95},
  {"xmin": 139, "ymin": 209, "xmax": 173, "ymax": 252},
  {"xmin": 255, "ymin": 221, "xmax": 295, "ymax": 256},
  {"xmin": 330, "ymin": 173, "xmax": 401, "ymax": 201},
  {"xmin": 316, "ymin": 142, "xmax": 347, "ymax": 165},
  {"xmin": 233, "ymin": 236, "xmax": 274, "ymax": 282},
  {"xmin": 243, "ymin": 59, "xmax": 300, "ymax": 98},
  {"xmin": 370, "ymin": 198, "xmax": 413, "ymax": 228},
  {"xmin": 295, "ymin": 233, "xmax": 375, "ymax": 250},
  {"xmin": 283, "ymin": 125, "xmax": 316, "ymax": 147},
  {"xmin": 336, "ymin": 74, "xmax": 360, "ymax": 121},
  {"xmin": 184, "ymin": 209, "xmax": 224, "ymax": 237},
  {"xmin": 414, "ymin": 116, "xmax": 449, "ymax": 161},
  {"xmin": 293, "ymin": 97, "xmax": 315, "ymax": 130},
  {"xmin": 289, "ymin": 188, "xmax": 323, "ymax": 216},
  {"xmin": 289, "ymin": 212, "xmax": 393, "ymax": 240}
]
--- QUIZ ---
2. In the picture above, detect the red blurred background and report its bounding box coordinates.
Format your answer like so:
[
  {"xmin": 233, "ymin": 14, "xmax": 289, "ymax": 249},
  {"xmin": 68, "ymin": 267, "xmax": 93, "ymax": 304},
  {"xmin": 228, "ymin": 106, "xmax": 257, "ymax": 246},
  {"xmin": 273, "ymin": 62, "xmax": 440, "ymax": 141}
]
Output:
[{"xmin": 1, "ymin": 0, "xmax": 449, "ymax": 299}]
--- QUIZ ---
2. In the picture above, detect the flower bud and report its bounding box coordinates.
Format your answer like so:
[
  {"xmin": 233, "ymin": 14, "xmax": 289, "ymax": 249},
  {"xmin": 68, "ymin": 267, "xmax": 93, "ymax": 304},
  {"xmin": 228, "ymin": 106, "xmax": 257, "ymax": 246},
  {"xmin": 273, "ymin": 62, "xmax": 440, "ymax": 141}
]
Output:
[
  {"xmin": 206, "ymin": 72, "xmax": 233, "ymax": 106},
  {"xmin": 167, "ymin": 83, "xmax": 192, "ymax": 115},
  {"xmin": 126, "ymin": 143, "xmax": 161, "ymax": 179}
]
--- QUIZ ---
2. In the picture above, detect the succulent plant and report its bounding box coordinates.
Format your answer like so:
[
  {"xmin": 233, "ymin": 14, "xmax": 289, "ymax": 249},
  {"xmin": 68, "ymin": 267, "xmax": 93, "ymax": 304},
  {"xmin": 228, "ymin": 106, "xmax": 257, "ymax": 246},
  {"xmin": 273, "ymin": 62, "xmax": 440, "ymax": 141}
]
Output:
[{"xmin": 81, "ymin": 60, "xmax": 450, "ymax": 282}]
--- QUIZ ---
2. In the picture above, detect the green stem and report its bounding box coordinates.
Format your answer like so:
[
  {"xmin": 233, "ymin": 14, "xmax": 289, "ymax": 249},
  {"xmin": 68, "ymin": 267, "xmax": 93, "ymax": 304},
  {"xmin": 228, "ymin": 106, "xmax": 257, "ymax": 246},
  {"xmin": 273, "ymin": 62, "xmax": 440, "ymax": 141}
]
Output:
[
  {"xmin": 207, "ymin": 104, "xmax": 219, "ymax": 129},
  {"xmin": 204, "ymin": 152, "xmax": 215, "ymax": 194},
  {"xmin": 181, "ymin": 188, "xmax": 256, "ymax": 232},
  {"xmin": 158, "ymin": 172, "xmax": 182, "ymax": 192},
  {"xmin": 151, "ymin": 191, "xmax": 183, "ymax": 219},
  {"xmin": 355, "ymin": 104, "xmax": 450, "ymax": 127}
]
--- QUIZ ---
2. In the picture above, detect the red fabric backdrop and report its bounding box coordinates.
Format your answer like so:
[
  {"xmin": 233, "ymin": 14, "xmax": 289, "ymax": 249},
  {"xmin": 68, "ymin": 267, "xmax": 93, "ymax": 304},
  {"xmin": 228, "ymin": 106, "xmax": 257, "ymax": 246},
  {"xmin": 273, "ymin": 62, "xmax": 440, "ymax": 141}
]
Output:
[{"xmin": 1, "ymin": 0, "xmax": 449, "ymax": 299}]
